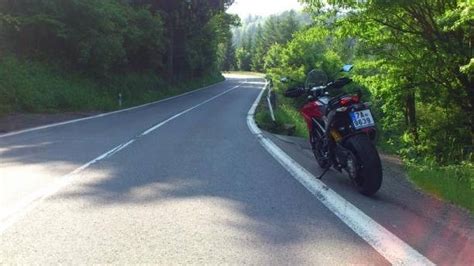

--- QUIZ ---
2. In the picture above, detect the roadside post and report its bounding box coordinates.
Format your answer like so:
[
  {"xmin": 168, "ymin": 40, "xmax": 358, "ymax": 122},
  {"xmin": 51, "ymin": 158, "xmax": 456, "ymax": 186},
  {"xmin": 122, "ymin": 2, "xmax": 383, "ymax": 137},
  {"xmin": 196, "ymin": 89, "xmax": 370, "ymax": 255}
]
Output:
[{"xmin": 266, "ymin": 80, "xmax": 276, "ymax": 122}]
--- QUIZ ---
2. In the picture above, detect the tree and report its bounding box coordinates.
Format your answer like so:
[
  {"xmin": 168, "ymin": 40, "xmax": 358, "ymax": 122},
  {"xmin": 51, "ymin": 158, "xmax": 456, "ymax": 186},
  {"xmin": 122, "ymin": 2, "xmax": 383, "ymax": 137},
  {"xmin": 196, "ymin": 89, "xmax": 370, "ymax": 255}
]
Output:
[
  {"xmin": 0, "ymin": 0, "xmax": 236, "ymax": 80},
  {"xmin": 300, "ymin": 0, "xmax": 473, "ymax": 161},
  {"xmin": 232, "ymin": 10, "xmax": 308, "ymax": 72},
  {"xmin": 130, "ymin": 0, "xmax": 236, "ymax": 79}
]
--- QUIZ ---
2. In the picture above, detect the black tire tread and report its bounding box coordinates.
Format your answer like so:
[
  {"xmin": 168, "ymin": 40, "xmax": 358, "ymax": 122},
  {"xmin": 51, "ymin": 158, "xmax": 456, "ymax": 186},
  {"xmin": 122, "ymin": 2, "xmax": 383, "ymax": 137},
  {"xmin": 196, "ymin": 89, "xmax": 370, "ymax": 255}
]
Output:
[{"xmin": 346, "ymin": 134, "xmax": 383, "ymax": 196}]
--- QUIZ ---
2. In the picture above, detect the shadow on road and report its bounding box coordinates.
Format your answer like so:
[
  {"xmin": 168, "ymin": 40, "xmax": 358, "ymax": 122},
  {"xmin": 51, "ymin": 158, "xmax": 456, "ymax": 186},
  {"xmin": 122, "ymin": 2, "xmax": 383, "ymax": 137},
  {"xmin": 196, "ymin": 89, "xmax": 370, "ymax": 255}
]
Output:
[
  {"xmin": 37, "ymin": 83, "xmax": 381, "ymax": 264},
  {"xmin": 1, "ymin": 80, "xmax": 472, "ymax": 264}
]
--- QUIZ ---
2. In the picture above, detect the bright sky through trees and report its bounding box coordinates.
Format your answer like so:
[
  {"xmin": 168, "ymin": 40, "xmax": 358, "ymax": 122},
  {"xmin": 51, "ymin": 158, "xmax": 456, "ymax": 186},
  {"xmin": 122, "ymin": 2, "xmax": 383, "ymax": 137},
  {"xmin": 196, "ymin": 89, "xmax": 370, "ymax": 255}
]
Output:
[{"xmin": 227, "ymin": 0, "xmax": 303, "ymax": 17}]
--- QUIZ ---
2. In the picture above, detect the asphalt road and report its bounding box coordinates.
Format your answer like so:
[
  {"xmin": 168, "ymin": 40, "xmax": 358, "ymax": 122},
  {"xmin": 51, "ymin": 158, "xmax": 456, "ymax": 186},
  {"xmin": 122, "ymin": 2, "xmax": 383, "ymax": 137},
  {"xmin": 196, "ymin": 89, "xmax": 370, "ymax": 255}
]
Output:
[{"xmin": 0, "ymin": 76, "xmax": 472, "ymax": 264}]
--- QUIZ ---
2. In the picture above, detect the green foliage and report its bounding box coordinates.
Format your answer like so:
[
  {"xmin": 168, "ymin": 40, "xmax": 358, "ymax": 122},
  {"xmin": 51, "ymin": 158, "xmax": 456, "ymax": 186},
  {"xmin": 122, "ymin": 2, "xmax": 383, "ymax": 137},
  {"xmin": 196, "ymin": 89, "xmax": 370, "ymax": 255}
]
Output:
[
  {"xmin": 275, "ymin": 103, "xmax": 309, "ymax": 138},
  {"xmin": 235, "ymin": 47, "xmax": 252, "ymax": 71},
  {"xmin": 0, "ymin": 55, "xmax": 223, "ymax": 116},
  {"xmin": 254, "ymin": 91, "xmax": 308, "ymax": 138},
  {"xmin": 0, "ymin": 0, "xmax": 165, "ymax": 77},
  {"xmin": 214, "ymin": 13, "xmax": 241, "ymax": 71},
  {"xmin": 0, "ymin": 0, "xmax": 236, "ymax": 79},
  {"xmin": 254, "ymin": 0, "xmax": 473, "ymax": 165},
  {"xmin": 123, "ymin": 7, "xmax": 166, "ymax": 71},
  {"xmin": 407, "ymin": 162, "xmax": 474, "ymax": 213},
  {"xmin": 232, "ymin": 11, "xmax": 311, "ymax": 72},
  {"xmin": 250, "ymin": 0, "xmax": 473, "ymax": 209},
  {"xmin": 129, "ymin": 0, "xmax": 237, "ymax": 78},
  {"xmin": 0, "ymin": 0, "xmax": 234, "ymax": 116},
  {"xmin": 298, "ymin": 0, "xmax": 474, "ymax": 164},
  {"xmin": 264, "ymin": 25, "xmax": 347, "ymax": 87},
  {"xmin": 0, "ymin": 56, "xmax": 114, "ymax": 114},
  {"xmin": 254, "ymin": 21, "xmax": 357, "ymax": 140}
]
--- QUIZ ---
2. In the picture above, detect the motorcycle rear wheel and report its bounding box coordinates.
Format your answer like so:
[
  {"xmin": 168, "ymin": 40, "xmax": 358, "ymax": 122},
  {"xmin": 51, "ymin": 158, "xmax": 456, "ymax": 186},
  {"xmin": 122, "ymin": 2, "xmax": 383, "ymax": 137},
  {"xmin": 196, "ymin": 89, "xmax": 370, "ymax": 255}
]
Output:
[{"xmin": 345, "ymin": 134, "xmax": 383, "ymax": 196}]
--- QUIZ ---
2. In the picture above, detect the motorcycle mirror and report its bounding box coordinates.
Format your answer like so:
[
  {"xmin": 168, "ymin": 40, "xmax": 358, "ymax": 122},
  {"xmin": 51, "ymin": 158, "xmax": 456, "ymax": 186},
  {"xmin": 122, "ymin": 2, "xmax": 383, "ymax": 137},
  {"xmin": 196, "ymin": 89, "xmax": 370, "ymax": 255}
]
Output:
[
  {"xmin": 280, "ymin": 77, "xmax": 289, "ymax": 83},
  {"xmin": 341, "ymin": 65, "xmax": 354, "ymax": 72}
]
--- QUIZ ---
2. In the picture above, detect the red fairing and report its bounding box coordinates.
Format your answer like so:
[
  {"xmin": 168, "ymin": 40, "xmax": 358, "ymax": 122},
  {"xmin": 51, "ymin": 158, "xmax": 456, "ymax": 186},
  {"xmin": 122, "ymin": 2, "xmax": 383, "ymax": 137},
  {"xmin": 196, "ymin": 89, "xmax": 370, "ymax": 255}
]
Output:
[{"xmin": 301, "ymin": 101, "xmax": 324, "ymax": 132}]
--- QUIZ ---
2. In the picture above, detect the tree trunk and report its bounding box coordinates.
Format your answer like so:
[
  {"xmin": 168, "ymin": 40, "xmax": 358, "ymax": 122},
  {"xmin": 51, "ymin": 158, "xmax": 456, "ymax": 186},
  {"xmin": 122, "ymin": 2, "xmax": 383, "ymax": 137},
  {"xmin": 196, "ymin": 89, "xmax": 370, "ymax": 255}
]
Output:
[
  {"xmin": 469, "ymin": 86, "xmax": 474, "ymax": 146},
  {"xmin": 405, "ymin": 89, "xmax": 418, "ymax": 144},
  {"xmin": 460, "ymin": 76, "xmax": 474, "ymax": 146},
  {"xmin": 167, "ymin": 22, "xmax": 175, "ymax": 80}
]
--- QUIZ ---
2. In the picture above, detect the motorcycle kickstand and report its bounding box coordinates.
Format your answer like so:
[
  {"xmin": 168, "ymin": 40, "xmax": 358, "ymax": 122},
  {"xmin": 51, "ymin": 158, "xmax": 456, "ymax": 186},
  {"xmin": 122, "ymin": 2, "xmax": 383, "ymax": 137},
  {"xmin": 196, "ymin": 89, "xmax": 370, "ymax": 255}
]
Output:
[{"xmin": 317, "ymin": 167, "xmax": 330, "ymax": 180}]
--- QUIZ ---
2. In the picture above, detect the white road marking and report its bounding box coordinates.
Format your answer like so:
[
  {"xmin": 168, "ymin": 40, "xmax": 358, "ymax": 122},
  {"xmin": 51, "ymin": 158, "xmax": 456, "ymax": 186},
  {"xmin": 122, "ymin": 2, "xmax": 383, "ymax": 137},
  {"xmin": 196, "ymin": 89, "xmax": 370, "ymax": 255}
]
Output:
[
  {"xmin": 247, "ymin": 83, "xmax": 434, "ymax": 265},
  {"xmin": 0, "ymin": 84, "xmax": 241, "ymax": 234},
  {"xmin": 0, "ymin": 81, "xmax": 226, "ymax": 139},
  {"xmin": 141, "ymin": 85, "xmax": 239, "ymax": 136}
]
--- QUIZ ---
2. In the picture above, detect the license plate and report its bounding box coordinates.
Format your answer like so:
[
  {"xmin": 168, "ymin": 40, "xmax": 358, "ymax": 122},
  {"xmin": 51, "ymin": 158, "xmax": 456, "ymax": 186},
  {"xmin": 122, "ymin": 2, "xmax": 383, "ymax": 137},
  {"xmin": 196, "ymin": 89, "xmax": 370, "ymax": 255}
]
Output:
[{"xmin": 350, "ymin": 110, "xmax": 375, "ymax": 129}]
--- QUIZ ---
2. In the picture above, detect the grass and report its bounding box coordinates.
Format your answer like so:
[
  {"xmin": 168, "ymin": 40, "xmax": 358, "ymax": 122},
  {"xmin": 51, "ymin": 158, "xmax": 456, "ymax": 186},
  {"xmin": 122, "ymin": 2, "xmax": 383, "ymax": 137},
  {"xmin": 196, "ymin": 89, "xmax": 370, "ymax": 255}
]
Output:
[
  {"xmin": 254, "ymin": 88, "xmax": 308, "ymax": 138},
  {"xmin": 407, "ymin": 163, "xmax": 474, "ymax": 213},
  {"xmin": 0, "ymin": 56, "xmax": 224, "ymax": 116},
  {"xmin": 380, "ymin": 134, "xmax": 474, "ymax": 213}
]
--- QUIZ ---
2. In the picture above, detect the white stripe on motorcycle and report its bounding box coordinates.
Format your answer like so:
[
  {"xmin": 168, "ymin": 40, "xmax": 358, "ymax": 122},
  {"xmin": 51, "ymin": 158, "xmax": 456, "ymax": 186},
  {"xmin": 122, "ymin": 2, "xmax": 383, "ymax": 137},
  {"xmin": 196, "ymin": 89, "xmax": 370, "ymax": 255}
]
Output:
[{"xmin": 247, "ymin": 82, "xmax": 434, "ymax": 266}]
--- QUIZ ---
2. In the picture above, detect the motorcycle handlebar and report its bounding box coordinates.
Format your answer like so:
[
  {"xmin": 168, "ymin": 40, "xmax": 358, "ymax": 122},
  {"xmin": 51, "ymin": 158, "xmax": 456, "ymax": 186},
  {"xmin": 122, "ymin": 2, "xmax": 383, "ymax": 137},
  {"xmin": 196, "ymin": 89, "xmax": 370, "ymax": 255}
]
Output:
[
  {"xmin": 283, "ymin": 87, "xmax": 306, "ymax": 98},
  {"xmin": 283, "ymin": 78, "xmax": 355, "ymax": 99}
]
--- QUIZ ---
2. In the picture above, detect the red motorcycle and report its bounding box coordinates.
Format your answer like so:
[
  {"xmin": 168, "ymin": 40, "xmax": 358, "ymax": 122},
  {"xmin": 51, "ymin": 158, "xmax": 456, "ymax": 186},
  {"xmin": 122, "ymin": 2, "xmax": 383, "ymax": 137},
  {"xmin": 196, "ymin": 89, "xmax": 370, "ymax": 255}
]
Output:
[{"xmin": 282, "ymin": 66, "xmax": 382, "ymax": 196}]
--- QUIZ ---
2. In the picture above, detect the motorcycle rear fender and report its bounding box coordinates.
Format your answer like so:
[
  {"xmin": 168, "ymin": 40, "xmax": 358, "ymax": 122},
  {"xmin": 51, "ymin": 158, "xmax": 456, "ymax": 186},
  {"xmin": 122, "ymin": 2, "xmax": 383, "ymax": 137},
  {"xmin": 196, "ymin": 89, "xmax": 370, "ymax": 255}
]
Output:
[
  {"xmin": 341, "ymin": 127, "xmax": 377, "ymax": 144},
  {"xmin": 362, "ymin": 127, "xmax": 377, "ymax": 141}
]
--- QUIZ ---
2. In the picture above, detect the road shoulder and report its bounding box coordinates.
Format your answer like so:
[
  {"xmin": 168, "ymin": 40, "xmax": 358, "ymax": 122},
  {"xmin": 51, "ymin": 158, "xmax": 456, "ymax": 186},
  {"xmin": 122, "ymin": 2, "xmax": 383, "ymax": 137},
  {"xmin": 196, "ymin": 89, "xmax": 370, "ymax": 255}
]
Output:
[
  {"xmin": 0, "ymin": 112, "xmax": 100, "ymax": 134},
  {"xmin": 263, "ymin": 130, "xmax": 474, "ymax": 265}
]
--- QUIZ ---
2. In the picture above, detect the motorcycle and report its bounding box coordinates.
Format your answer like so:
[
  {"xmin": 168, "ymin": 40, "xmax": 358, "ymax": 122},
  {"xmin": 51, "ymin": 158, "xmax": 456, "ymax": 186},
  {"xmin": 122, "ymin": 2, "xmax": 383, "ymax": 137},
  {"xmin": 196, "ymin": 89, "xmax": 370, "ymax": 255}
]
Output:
[{"xmin": 282, "ymin": 65, "xmax": 382, "ymax": 196}]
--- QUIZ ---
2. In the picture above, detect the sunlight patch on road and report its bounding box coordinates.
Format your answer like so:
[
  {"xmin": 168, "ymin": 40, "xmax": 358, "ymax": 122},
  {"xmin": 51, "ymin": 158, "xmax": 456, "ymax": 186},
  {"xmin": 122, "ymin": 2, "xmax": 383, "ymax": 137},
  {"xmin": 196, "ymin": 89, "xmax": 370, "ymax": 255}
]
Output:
[{"xmin": 0, "ymin": 83, "xmax": 242, "ymax": 235}]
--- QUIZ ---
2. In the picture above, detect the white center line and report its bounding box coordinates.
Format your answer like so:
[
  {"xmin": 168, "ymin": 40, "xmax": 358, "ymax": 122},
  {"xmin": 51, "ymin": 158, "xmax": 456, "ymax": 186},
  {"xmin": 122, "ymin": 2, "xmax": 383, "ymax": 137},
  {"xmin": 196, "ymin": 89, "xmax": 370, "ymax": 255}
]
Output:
[
  {"xmin": 0, "ymin": 81, "xmax": 226, "ymax": 139},
  {"xmin": 0, "ymin": 84, "xmax": 241, "ymax": 234}
]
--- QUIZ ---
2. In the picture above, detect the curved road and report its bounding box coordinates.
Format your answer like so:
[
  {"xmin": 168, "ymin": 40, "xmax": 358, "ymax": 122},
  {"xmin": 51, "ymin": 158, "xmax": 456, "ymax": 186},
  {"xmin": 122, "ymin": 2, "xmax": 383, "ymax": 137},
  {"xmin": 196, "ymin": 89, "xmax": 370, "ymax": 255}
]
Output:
[{"xmin": 0, "ymin": 76, "xmax": 472, "ymax": 264}]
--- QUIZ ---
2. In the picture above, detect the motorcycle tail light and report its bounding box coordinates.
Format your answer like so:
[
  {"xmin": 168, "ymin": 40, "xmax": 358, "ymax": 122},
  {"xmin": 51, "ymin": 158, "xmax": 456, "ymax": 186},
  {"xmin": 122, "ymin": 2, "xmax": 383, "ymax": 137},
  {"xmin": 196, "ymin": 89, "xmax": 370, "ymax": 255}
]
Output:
[
  {"xmin": 340, "ymin": 97, "xmax": 352, "ymax": 106},
  {"xmin": 340, "ymin": 95, "xmax": 360, "ymax": 106}
]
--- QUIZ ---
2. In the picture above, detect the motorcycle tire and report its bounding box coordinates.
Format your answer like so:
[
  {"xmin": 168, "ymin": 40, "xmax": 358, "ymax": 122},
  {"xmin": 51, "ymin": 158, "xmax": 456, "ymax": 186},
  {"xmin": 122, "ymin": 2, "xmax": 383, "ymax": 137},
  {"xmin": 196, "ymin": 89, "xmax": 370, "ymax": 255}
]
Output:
[
  {"xmin": 345, "ymin": 134, "xmax": 383, "ymax": 196},
  {"xmin": 311, "ymin": 135, "xmax": 331, "ymax": 169}
]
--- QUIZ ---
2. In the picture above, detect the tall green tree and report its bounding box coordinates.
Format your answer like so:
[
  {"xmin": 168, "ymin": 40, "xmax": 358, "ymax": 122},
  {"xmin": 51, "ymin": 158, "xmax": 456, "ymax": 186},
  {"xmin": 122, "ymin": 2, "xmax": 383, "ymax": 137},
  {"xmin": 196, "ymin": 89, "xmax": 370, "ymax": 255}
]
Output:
[
  {"xmin": 130, "ymin": 0, "xmax": 236, "ymax": 79},
  {"xmin": 0, "ymin": 0, "xmax": 166, "ymax": 77},
  {"xmin": 300, "ymin": 0, "xmax": 473, "ymax": 161},
  {"xmin": 232, "ymin": 11, "xmax": 309, "ymax": 72}
]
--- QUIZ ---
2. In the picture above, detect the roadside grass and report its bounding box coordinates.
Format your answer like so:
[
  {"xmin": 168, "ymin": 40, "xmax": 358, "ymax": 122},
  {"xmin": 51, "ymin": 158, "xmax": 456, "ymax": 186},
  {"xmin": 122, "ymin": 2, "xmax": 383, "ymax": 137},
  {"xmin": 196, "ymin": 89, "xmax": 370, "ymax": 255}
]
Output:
[
  {"xmin": 254, "ymin": 88, "xmax": 308, "ymax": 138},
  {"xmin": 110, "ymin": 71, "xmax": 224, "ymax": 109},
  {"xmin": 407, "ymin": 163, "xmax": 474, "ymax": 213},
  {"xmin": 255, "ymin": 79, "xmax": 474, "ymax": 214},
  {"xmin": 0, "ymin": 57, "xmax": 112, "ymax": 114},
  {"xmin": 0, "ymin": 56, "xmax": 224, "ymax": 116}
]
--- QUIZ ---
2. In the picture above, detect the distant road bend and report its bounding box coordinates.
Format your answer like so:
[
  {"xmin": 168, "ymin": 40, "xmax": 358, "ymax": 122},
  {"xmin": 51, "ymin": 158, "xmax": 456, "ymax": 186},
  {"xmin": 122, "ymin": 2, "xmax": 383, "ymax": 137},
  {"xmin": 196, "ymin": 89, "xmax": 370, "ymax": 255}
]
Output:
[{"xmin": 0, "ymin": 74, "xmax": 472, "ymax": 264}]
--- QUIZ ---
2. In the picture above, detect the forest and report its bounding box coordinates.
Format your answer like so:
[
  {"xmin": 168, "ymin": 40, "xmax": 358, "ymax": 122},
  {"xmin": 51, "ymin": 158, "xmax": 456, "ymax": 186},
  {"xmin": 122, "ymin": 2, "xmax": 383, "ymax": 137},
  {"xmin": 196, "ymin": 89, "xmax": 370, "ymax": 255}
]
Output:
[
  {"xmin": 0, "ymin": 0, "xmax": 238, "ymax": 113},
  {"xmin": 227, "ymin": 1, "xmax": 473, "ymax": 209}
]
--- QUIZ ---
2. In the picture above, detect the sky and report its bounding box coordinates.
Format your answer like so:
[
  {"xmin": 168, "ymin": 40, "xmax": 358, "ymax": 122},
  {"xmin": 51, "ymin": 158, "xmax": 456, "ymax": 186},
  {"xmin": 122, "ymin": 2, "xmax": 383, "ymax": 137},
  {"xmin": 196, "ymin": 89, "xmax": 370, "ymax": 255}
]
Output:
[{"xmin": 227, "ymin": 0, "xmax": 304, "ymax": 18}]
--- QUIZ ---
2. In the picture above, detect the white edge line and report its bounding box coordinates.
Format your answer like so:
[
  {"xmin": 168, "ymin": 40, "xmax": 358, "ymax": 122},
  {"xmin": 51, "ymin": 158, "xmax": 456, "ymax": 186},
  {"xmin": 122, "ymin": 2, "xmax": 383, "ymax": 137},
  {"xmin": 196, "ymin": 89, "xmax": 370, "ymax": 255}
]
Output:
[
  {"xmin": 247, "ymin": 82, "xmax": 434, "ymax": 266},
  {"xmin": 0, "ymin": 83, "xmax": 242, "ymax": 234},
  {"xmin": 0, "ymin": 80, "xmax": 227, "ymax": 138}
]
